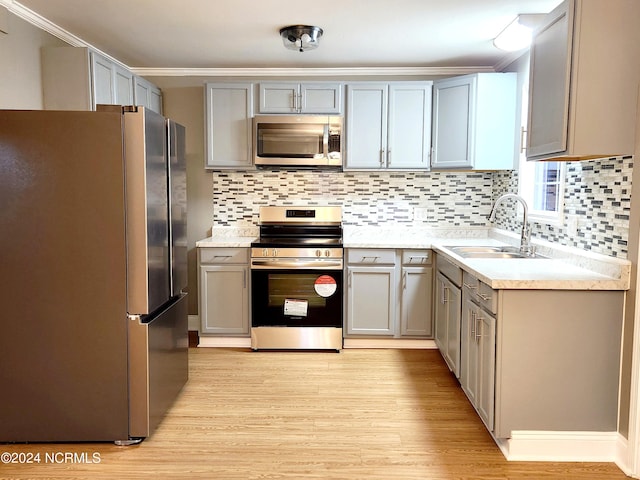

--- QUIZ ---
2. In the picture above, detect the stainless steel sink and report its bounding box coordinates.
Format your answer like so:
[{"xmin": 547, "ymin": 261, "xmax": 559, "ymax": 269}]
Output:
[{"xmin": 445, "ymin": 245, "xmax": 544, "ymax": 259}]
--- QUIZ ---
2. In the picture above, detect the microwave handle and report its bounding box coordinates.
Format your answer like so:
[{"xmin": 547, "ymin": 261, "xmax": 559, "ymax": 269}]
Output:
[{"xmin": 323, "ymin": 124, "xmax": 329, "ymax": 158}]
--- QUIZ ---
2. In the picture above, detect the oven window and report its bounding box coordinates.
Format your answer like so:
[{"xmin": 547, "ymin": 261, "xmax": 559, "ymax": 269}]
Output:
[
  {"xmin": 252, "ymin": 269, "xmax": 343, "ymax": 328},
  {"xmin": 268, "ymin": 274, "xmax": 326, "ymax": 308}
]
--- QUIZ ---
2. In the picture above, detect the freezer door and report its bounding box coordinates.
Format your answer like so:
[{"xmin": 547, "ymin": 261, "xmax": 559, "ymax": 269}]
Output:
[
  {"xmin": 124, "ymin": 107, "xmax": 171, "ymax": 314},
  {"xmin": 168, "ymin": 119, "xmax": 188, "ymax": 295},
  {"xmin": 128, "ymin": 293, "xmax": 189, "ymax": 438}
]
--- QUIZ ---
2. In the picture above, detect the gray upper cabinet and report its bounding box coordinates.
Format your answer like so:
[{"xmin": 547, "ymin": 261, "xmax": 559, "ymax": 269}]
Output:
[
  {"xmin": 134, "ymin": 76, "xmax": 163, "ymax": 114},
  {"xmin": 526, "ymin": 0, "xmax": 640, "ymax": 161},
  {"xmin": 345, "ymin": 82, "xmax": 432, "ymax": 170},
  {"xmin": 41, "ymin": 46, "xmax": 162, "ymax": 113},
  {"xmin": 431, "ymin": 73, "xmax": 516, "ymax": 170},
  {"xmin": 205, "ymin": 82, "xmax": 254, "ymax": 170},
  {"xmin": 258, "ymin": 82, "xmax": 342, "ymax": 114}
]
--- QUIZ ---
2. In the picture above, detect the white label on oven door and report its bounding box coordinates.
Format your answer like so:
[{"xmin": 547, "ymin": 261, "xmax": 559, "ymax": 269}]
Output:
[
  {"xmin": 284, "ymin": 299, "xmax": 308, "ymax": 317},
  {"xmin": 314, "ymin": 275, "xmax": 337, "ymax": 298}
]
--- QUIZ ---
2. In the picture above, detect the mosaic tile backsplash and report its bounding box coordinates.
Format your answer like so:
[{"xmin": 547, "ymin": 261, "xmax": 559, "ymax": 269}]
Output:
[
  {"xmin": 213, "ymin": 170, "xmax": 495, "ymax": 227},
  {"xmin": 212, "ymin": 156, "xmax": 632, "ymax": 259},
  {"xmin": 493, "ymin": 156, "xmax": 632, "ymax": 258}
]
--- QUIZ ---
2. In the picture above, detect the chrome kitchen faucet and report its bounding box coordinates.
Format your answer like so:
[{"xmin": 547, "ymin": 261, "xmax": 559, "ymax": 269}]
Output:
[{"xmin": 488, "ymin": 194, "xmax": 533, "ymax": 256}]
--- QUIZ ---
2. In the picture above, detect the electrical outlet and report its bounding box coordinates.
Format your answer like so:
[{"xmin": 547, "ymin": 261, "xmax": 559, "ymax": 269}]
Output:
[
  {"xmin": 566, "ymin": 215, "xmax": 578, "ymax": 237},
  {"xmin": 414, "ymin": 207, "xmax": 431, "ymax": 222}
]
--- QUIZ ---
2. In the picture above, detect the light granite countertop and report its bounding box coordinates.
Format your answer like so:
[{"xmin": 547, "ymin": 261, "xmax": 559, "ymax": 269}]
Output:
[{"xmin": 196, "ymin": 225, "xmax": 630, "ymax": 291}]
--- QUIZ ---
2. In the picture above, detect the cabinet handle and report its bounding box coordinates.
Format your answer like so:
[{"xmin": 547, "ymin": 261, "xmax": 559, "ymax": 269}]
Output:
[
  {"xmin": 463, "ymin": 282, "xmax": 477, "ymax": 290},
  {"xmin": 441, "ymin": 284, "xmax": 449, "ymax": 304},
  {"xmin": 213, "ymin": 255, "xmax": 233, "ymax": 261},
  {"xmin": 403, "ymin": 271, "xmax": 407, "ymax": 290},
  {"xmin": 388, "ymin": 149, "xmax": 392, "ymax": 165},
  {"xmin": 361, "ymin": 256, "xmax": 380, "ymax": 262},
  {"xmin": 380, "ymin": 150, "xmax": 385, "ymax": 167},
  {"xmin": 470, "ymin": 310, "xmax": 476, "ymax": 338},
  {"xmin": 475, "ymin": 316, "xmax": 482, "ymax": 342},
  {"xmin": 409, "ymin": 256, "xmax": 428, "ymax": 264},
  {"xmin": 477, "ymin": 292, "xmax": 491, "ymax": 301},
  {"xmin": 243, "ymin": 270, "xmax": 247, "ymax": 289}
]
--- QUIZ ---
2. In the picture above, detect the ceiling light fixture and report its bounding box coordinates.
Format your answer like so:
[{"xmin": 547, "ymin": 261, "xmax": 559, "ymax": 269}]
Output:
[
  {"xmin": 280, "ymin": 25, "xmax": 323, "ymax": 53},
  {"xmin": 493, "ymin": 14, "xmax": 544, "ymax": 52}
]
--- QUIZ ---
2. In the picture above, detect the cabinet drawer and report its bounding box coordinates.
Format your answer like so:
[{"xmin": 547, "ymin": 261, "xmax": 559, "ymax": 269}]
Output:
[
  {"xmin": 436, "ymin": 254, "xmax": 462, "ymax": 287},
  {"xmin": 402, "ymin": 249, "xmax": 432, "ymax": 265},
  {"xmin": 462, "ymin": 270, "xmax": 497, "ymax": 315},
  {"xmin": 199, "ymin": 247, "xmax": 249, "ymax": 264},
  {"xmin": 347, "ymin": 249, "xmax": 396, "ymax": 265}
]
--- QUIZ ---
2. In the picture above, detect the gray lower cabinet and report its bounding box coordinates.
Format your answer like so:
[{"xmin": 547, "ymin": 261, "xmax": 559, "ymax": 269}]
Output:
[
  {"xmin": 345, "ymin": 249, "xmax": 432, "ymax": 338},
  {"xmin": 460, "ymin": 272, "xmax": 496, "ymax": 431},
  {"xmin": 198, "ymin": 247, "xmax": 250, "ymax": 336},
  {"xmin": 434, "ymin": 255, "xmax": 462, "ymax": 376},
  {"xmin": 437, "ymin": 252, "xmax": 624, "ymax": 439}
]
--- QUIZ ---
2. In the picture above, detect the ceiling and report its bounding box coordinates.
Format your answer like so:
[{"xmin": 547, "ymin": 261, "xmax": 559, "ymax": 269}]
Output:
[{"xmin": 8, "ymin": 0, "xmax": 562, "ymax": 71}]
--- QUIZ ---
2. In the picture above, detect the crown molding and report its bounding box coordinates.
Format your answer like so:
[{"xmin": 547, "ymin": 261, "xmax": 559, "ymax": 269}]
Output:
[
  {"xmin": 129, "ymin": 66, "xmax": 496, "ymax": 78},
  {"xmin": 0, "ymin": 0, "xmax": 129, "ymax": 69}
]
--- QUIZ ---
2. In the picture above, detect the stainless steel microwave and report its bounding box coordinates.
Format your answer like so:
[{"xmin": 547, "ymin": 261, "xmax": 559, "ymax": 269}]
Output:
[{"xmin": 253, "ymin": 115, "xmax": 343, "ymax": 168}]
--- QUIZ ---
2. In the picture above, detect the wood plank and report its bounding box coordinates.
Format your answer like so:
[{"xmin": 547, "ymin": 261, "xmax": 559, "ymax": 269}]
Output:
[{"xmin": 0, "ymin": 348, "xmax": 627, "ymax": 479}]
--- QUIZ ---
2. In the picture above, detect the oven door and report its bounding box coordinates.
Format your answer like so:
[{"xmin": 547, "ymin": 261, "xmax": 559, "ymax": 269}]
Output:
[{"xmin": 251, "ymin": 268, "xmax": 343, "ymax": 328}]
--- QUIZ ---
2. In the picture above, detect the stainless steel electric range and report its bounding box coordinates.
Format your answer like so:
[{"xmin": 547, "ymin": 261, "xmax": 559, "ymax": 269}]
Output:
[{"xmin": 250, "ymin": 206, "xmax": 343, "ymax": 351}]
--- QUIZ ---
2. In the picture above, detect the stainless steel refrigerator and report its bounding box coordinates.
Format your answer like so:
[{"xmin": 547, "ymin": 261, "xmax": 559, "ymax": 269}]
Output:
[{"xmin": 0, "ymin": 106, "xmax": 188, "ymax": 443}]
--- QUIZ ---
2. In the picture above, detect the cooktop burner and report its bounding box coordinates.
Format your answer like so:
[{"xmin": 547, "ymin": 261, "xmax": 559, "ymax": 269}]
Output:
[{"xmin": 253, "ymin": 206, "xmax": 343, "ymax": 250}]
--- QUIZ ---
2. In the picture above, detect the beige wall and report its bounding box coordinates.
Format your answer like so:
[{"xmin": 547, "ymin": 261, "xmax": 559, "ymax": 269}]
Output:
[
  {"xmin": 161, "ymin": 87, "xmax": 212, "ymax": 315},
  {"xmin": 0, "ymin": 7, "xmax": 66, "ymax": 109}
]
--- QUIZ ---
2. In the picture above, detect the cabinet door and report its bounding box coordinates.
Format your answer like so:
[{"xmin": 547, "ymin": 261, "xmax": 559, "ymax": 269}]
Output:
[
  {"xmin": 400, "ymin": 266, "xmax": 433, "ymax": 336},
  {"xmin": 300, "ymin": 83, "xmax": 342, "ymax": 113},
  {"xmin": 134, "ymin": 76, "xmax": 163, "ymax": 114},
  {"xmin": 114, "ymin": 65, "xmax": 134, "ymax": 106},
  {"xmin": 527, "ymin": 3, "xmax": 571, "ymax": 158},
  {"xmin": 259, "ymin": 83, "xmax": 298, "ymax": 113},
  {"xmin": 431, "ymin": 75, "xmax": 474, "ymax": 168},
  {"xmin": 345, "ymin": 84, "xmax": 388, "ymax": 169},
  {"xmin": 446, "ymin": 279, "xmax": 462, "ymax": 377},
  {"xmin": 387, "ymin": 83, "xmax": 432, "ymax": 169},
  {"xmin": 205, "ymin": 83, "xmax": 254, "ymax": 169},
  {"xmin": 434, "ymin": 272, "xmax": 461, "ymax": 375},
  {"xmin": 91, "ymin": 52, "xmax": 115, "ymax": 107},
  {"xmin": 460, "ymin": 295, "xmax": 479, "ymax": 405},
  {"xmin": 200, "ymin": 265, "xmax": 249, "ymax": 335},
  {"xmin": 346, "ymin": 266, "xmax": 395, "ymax": 336},
  {"xmin": 434, "ymin": 273, "xmax": 448, "ymax": 351},
  {"xmin": 477, "ymin": 310, "xmax": 496, "ymax": 431}
]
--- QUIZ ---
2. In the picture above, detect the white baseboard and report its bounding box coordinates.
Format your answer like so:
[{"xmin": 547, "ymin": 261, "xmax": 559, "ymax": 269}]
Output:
[
  {"xmin": 615, "ymin": 433, "xmax": 632, "ymax": 476},
  {"xmin": 495, "ymin": 430, "xmax": 621, "ymax": 463},
  {"xmin": 343, "ymin": 338, "xmax": 437, "ymax": 349}
]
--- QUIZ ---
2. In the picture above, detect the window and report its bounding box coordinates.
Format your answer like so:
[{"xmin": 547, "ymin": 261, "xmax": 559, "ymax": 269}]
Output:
[{"xmin": 517, "ymin": 83, "xmax": 565, "ymax": 224}]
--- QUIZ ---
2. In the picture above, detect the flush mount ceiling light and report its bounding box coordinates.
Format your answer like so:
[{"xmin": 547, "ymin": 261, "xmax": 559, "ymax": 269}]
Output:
[
  {"xmin": 493, "ymin": 14, "xmax": 544, "ymax": 52},
  {"xmin": 280, "ymin": 25, "xmax": 323, "ymax": 52}
]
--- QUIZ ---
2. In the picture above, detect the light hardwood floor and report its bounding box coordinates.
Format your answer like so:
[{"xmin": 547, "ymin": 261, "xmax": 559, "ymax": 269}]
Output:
[{"xmin": 1, "ymin": 348, "xmax": 629, "ymax": 479}]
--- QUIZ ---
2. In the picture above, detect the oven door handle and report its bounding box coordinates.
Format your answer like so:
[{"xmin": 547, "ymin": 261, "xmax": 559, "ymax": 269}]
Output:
[{"xmin": 251, "ymin": 259, "xmax": 343, "ymax": 270}]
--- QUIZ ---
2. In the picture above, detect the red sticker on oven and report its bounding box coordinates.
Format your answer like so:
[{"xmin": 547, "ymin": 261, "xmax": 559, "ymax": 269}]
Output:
[{"xmin": 314, "ymin": 275, "xmax": 337, "ymax": 297}]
